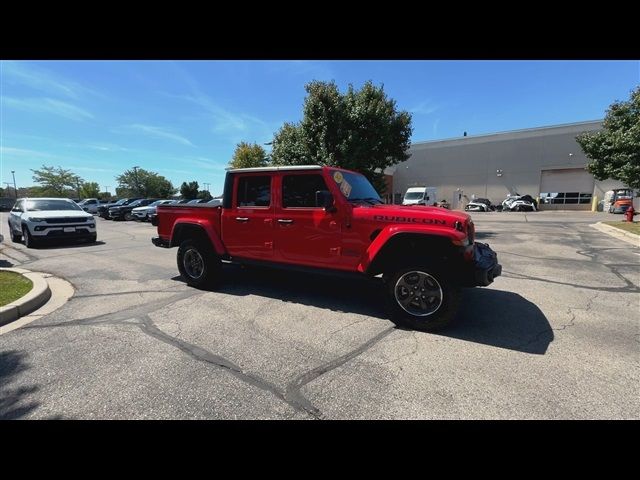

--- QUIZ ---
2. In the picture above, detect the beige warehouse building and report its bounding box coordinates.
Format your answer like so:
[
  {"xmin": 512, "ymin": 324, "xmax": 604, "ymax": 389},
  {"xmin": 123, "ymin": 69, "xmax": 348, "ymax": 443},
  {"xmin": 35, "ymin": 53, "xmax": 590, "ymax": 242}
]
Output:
[{"xmin": 388, "ymin": 120, "xmax": 626, "ymax": 210}]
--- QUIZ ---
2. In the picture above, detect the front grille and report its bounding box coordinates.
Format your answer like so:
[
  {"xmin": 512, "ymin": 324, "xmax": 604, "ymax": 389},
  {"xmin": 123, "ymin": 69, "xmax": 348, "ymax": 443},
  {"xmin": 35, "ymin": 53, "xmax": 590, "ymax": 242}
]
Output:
[{"xmin": 44, "ymin": 217, "xmax": 88, "ymax": 224}]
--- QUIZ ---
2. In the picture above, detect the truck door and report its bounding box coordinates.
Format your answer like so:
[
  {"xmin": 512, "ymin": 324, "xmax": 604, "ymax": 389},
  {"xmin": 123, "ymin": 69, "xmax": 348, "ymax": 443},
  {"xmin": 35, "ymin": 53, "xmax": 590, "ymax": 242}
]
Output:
[
  {"xmin": 221, "ymin": 173, "xmax": 275, "ymax": 260},
  {"xmin": 274, "ymin": 172, "xmax": 342, "ymax": 268}
]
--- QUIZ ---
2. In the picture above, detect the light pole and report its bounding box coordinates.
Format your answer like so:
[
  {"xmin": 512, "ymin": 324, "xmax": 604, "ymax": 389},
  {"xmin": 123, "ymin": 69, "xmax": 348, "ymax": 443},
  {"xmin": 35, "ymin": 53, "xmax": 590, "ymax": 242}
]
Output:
[
  {"xmin": 75, "ymin": 176, "xmax": 82, "ymax": 200},
  {"xmin": 132, "ymin": 166, "xmax": 140, "ymax": 196},
  {"xmin": 105, "ymin": 186, "xmax": 111, "ymax": 198},
  {"xmin": 11, "ymin": 170, "xmax": 17, "ymax": 198},
  {"xmin": 203, "ymin": 182, "xmax": 210, "ymax": 192}
]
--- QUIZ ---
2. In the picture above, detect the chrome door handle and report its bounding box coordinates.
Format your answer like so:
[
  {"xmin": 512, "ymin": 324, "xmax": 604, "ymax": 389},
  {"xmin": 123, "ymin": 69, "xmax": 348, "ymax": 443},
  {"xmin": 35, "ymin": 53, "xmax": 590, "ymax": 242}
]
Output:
[
  {"xmin": 278, "ymin": 219, "xmax": 294, "ymax": 224},
  {"xmin": 235, "ymin": 217, "xmax": 249, "ymax": 222}
]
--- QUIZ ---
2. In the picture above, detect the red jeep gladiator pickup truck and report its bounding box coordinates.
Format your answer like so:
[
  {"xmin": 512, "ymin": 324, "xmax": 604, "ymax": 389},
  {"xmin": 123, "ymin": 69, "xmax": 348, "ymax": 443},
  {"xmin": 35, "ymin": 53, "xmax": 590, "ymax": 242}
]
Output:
[{"xmin": 152, "ymin": 165, "xmax": 501, "ymax": 331}]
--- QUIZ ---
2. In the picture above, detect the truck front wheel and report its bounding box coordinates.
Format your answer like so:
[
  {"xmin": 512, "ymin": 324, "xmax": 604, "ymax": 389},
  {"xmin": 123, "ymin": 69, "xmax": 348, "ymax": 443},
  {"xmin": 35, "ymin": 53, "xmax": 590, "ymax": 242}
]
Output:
[
  {"xmin": 177, "ymin": 239, "xmax": 221, "ymax": 288},
  {"xmin": 385, "ymin": 265, "xmax": 460, "ymax": 332}
]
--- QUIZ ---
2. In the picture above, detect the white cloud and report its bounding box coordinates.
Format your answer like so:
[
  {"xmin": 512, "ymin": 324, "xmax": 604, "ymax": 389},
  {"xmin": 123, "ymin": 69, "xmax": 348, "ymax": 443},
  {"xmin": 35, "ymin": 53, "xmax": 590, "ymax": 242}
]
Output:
[
  {"xmin": 119, "ymin": 124, "xmax": 195, "ymax": 147},
  {"xmin": 410, "ymin": 100, "xmax": 438, "ymax": 115},
  {"xmin": 2, "ymin": 96, "xmax": 94, "ymax": 121},
  {"xmin": 1, "ymin": 61, "xmax": 101, "ymax": 99},
  {"xmin": 163, "ymin": 63, "xmax": 276, "ymax": 145}
]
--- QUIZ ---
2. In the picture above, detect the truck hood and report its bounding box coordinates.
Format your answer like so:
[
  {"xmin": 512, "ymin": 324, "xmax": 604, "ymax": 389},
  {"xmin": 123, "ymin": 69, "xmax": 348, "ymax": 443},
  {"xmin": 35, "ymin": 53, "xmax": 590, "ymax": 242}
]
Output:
[
  {"xmin": 24, "ymin": 210, "xmax": 93, "ymax": 219},
  {"xmin": 353, "ymin": 203, "xmax": 470, "ymax": 227}
]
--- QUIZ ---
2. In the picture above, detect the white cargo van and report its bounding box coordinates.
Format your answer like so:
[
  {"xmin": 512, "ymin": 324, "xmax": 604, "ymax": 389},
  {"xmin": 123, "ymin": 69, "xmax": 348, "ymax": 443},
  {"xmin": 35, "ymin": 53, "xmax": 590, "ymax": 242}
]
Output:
[{"xmin": 402, "ymin": 187, "xmax": 437, "ymax": 206}]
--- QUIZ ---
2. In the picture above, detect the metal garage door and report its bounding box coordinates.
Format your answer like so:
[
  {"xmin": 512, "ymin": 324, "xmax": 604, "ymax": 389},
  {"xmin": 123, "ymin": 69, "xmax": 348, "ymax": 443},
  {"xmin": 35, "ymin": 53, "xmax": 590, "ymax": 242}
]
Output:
[{"xmin": 539, "ymin": 168, "xmax": 594, "ymax": 210}]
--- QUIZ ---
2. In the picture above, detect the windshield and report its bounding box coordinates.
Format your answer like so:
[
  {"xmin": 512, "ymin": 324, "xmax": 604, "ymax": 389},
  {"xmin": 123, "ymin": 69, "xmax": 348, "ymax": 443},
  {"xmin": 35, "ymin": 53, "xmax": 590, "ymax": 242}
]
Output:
[
  {"xmin": 25, "ymin": 199, "xmax": 83, "ymax": 211},
  {"xmin": 112, "ymin": 199, "xmax": 127, "ymax": 205},
  {"xmin": 329, "ymin": 169, "xmax": 382, "ymax": 204},
  {"xmin": 404, "ymin": 192, "xmax": 424, "ymax": 200}
]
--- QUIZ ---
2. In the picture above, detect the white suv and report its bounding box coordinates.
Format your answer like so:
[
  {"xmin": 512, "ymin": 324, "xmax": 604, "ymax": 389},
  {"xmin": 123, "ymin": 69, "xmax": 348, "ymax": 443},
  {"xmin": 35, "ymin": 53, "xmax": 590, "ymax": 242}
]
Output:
[
  {"xmin": 8, "ymin": 198, "xmax": 97, "ymax": 248},
  {"xmin": 131, "ymin": 199, "xmax": 176, "ymax": 221}
]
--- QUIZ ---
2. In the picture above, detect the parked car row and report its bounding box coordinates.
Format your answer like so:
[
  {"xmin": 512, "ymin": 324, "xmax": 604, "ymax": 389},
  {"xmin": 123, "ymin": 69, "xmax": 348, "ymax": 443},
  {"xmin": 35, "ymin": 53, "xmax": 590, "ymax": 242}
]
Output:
[
  {"xmin": 95, "ymin": 198, "xmax": 222, "ymax": 221},
  {"xmin": 464, "ymin": 194, "xmax": 538, "ymax": 212}
]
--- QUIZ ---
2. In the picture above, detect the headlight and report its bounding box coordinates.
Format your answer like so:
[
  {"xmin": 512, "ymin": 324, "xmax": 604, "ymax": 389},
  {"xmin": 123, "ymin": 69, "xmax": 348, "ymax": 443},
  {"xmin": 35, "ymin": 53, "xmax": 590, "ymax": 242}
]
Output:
[{"xmin": 29, "ymin": 217, "xmax": 46, "ymax": 222}]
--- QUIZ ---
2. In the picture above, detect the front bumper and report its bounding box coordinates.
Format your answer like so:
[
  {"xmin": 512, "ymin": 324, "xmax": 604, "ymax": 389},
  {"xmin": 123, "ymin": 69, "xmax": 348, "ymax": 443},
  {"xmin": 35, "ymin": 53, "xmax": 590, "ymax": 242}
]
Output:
[{"xmin": 462, "ymin": 242, "xmax": 502, "ymax": 287}]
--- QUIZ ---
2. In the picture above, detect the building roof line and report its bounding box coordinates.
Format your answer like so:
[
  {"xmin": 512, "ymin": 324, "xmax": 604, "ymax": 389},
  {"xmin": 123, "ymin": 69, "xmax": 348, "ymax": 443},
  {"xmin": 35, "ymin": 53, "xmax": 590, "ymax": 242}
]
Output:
[{"xmin": 410, "ymin": 119, "xmax": 603, "ymax": 147}]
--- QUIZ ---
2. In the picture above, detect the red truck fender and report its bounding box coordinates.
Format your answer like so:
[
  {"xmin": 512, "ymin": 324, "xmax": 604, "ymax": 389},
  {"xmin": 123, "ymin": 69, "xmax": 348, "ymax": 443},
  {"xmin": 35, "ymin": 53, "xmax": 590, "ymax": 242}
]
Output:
[
  {"xmin": 170, "ymin": 219, "xmax": 227, "ymax": 256},
  {"xmin": 357, "ymin": 224, "xmax": 467, "ymax": 273}
]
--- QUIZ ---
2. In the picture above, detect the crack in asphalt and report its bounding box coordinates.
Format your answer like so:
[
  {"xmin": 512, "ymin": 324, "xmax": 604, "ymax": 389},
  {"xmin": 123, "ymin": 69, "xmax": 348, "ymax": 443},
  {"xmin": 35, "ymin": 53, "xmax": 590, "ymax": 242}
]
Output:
[
  {"xmin": 379, "ymin": 331, "xmax": 419, "ymax": 366},
  {"xmin": 284, "ymin": 327, "xmax": 395, "ymax": 418},
  {"xmin": 73, "ymin": 289, "xmax": 188, "ymax": 299},
  {"xmin": 133, "ymin": 314, "xmax": 312, "ymax": 416},
  {"xmin": 19, "ymin": 284, "xmax": 397, "ymax": 419},
  {"xmin": 24, "ymin": 290, "xmax": 199, "ymax": 329},
  {"xmin": 501, "ymin": 271, "xmax": 640, "ymax": 293}
]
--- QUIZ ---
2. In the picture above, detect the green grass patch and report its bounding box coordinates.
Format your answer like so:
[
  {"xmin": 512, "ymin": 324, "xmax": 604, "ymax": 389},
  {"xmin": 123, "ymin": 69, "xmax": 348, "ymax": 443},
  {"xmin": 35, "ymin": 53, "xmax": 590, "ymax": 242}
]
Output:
[
  {"xmin": 0, "ymin": 271, "xmax": 33, "ymax": 307},
  {"xmin": 604, "ymin": 221, "xmax": 640, "ymax": 236}
]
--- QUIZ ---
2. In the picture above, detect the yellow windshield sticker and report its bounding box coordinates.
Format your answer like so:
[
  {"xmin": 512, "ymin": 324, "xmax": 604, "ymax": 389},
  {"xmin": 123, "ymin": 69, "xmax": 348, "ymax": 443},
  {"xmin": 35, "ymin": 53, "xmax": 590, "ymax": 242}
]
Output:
[
  {"xmin": 333, "ymin": 171, "xmax": 344, "ymax": 183},
  {"xmin": 340, "ymin": 179, "xmax": 352, "ymax": 197}
]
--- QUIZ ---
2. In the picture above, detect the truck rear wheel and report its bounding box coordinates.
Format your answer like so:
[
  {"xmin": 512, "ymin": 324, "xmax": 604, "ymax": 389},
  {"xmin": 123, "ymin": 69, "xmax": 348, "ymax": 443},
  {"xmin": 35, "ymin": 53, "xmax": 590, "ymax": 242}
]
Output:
[
  {"xmin": 177, "ymin": 239, "xmax": 221, "ymax": 288},
  {"xmin": 385, "ymin": 265, "xmax": 460, "ymax": 332}
]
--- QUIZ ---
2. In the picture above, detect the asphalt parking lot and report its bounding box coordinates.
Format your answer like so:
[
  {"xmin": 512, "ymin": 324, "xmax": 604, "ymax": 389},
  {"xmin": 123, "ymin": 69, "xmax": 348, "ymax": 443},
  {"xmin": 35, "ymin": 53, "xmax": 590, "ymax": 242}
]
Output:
[{"xmin": 0, "ymin": 211, "xmax": 638, "ymax": 419}]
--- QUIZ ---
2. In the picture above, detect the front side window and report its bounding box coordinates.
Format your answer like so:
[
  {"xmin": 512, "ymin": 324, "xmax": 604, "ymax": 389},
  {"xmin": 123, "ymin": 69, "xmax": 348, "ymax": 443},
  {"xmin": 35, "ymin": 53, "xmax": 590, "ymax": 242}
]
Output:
[
  {"xmin": 12, "ymin": 200, "xmax": 24, "ymax": 212},
  {"xmin": 237, "ymin": 176, "xmax": 271, "ymax": 207},
  {"xmin": 282, "ymin": 174, "xmax": 328, "ymax": 208}
]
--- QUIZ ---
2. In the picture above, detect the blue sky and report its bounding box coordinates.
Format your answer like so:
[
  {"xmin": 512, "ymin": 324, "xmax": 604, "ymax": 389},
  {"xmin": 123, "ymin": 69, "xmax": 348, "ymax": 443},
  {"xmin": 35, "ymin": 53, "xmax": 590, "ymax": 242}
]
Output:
[{"xmin": 1, "ymin": 60, "xmax": 638, "ymax": 195}]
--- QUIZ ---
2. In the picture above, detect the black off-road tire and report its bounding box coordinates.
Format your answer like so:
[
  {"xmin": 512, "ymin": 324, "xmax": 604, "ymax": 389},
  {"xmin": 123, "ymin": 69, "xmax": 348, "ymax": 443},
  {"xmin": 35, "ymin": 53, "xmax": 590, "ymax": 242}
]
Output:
[
  {"xmin": 177, "ymin": 239, "xmax": 222, "ymax": 289},
  {"xmin": 384, "ymin": 264, "xmax": 461, "ymax": 332}
]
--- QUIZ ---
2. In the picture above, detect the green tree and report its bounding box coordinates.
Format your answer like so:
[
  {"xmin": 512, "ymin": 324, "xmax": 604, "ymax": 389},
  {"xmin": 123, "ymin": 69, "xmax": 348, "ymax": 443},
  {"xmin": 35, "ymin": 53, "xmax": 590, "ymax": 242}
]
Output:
[
  {"xmin": 270, "ymin": 80, "xmax": 413, "ymax": 193},
  {"xmin": 116, "ymin": 168, "xmax": 175, "ymax": 198},
  {"xmin": 180, "ymin": 181, "xmax": 199, "ymax": 200},
  {"xmin": 229, "ymin": 141, "xmax": 269, "ymax": 169},
  {"xmin": 197, "ymin": 190, "xmax": 213, "ymax": 201},
  {"xmin": 577, "ymin": 86, "xmax": 640, "ymax": 189},
  {"xmin": 81, "ymin": 182, "xmax": 100, "ymax": 198},
  {"xmin": 31, "ymin": 165, "xmax": 82, "ymax": 197}
]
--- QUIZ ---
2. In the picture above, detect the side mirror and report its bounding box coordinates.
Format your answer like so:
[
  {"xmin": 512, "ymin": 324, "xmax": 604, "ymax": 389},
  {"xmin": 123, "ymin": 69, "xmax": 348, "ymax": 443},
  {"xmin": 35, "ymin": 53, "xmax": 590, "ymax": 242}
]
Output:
[{"xmin": 316, "ymin": 190, "xmax": 336, "ymax": 212}]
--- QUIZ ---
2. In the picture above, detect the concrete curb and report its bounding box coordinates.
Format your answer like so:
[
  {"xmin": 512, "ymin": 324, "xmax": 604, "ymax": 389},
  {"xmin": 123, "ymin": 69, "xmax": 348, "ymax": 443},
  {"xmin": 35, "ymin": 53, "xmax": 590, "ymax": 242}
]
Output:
[
  {"xmin": 590, "ymin": 222, "xmax": 640, "ymax": 247},
  {"xmin": 0, "ymin": 267, "xmax": 52, "ymax": 326}
]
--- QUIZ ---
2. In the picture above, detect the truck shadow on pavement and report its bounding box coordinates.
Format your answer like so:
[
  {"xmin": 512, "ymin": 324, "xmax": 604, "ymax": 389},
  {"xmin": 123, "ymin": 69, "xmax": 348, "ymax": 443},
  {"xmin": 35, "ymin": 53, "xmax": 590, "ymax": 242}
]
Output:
[
  {"xmin": 0, "ymin": 350, "xmax": 40, "ymax": 419},
  {"xmin": 181, "ymin": 265, "xmax": 553, "ymax": 355},
  {"xmin": 449, "ymin": 288, "xmax": 553, "ymax": 355}
]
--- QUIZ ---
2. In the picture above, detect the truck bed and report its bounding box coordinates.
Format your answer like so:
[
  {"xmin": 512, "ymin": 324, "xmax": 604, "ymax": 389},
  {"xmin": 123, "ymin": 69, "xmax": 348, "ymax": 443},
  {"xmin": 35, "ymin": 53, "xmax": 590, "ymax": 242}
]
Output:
[{"xmin": 155, "ymin": 204, "xmax": 222, "ymax": 241}]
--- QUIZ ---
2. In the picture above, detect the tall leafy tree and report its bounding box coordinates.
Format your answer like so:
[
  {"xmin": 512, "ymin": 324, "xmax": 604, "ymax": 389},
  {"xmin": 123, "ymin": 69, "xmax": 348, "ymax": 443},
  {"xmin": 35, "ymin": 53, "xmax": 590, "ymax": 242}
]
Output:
[
  {"xmin": 116, "ymin": 168, "xmax": 175, "ymax": 198},
  {"xmin": 270, "ymin": 80, "xmax": 413, "ymax": 193},
  {"xmin": 81, "ymin": 182, "xmax": 101, "ymax": 198},
  {"xmin": 197, "ymin": 190, "xmax": 213, "ymax": 201},
  {"xmin": 576, "ymin": 86, "xmax": 640, "ymax": 189},
  {"xmin": 180, "ymin": 181, "xmax": 199, "ymax": 200},
  {"xmin": 229, "ymin": 141, "xmax": 269, "ymax": 169},
  {"xmin": 31, "ymin": 165, "xmax": 81, "ymax": 197}
]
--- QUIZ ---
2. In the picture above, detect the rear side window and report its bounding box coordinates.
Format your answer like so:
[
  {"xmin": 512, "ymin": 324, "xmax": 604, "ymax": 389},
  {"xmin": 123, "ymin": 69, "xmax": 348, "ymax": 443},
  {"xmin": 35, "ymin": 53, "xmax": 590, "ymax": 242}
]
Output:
[
  {"xmin": 237, "ymin": 176, "xmax": 271, "ymax": 207},
  {"xmin": 282, "ymin": 174, "xmax": 328, "ymax": 208}
]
